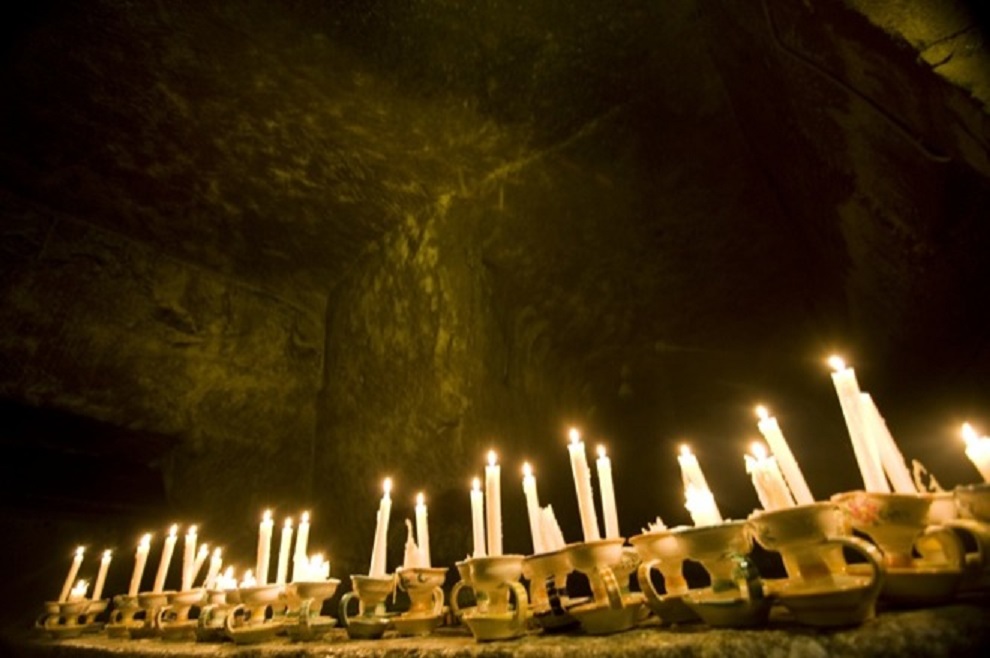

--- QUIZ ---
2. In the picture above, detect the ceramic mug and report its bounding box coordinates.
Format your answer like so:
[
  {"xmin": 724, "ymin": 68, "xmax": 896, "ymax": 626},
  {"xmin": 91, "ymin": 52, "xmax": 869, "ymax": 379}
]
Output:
[
  {"xmin": 629, "ymin": 529, "xmax": 700, "ymax": 624},
  {"xmin": 338, "ymin": 574, "xmax": 394, "ymax": 639}
]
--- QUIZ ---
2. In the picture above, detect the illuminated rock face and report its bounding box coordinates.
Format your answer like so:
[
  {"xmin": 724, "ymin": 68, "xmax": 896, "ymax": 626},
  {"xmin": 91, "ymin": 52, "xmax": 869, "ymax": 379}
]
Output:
[{"xmin": 0, "ymin": 0, "xmax": 988, "ymax": 619}]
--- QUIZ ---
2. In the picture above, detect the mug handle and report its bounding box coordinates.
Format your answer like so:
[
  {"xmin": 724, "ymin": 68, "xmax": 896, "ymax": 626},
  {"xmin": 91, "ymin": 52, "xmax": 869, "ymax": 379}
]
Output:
[
  {"xmin": 224, "ymin": 604, "xmax": 246, "ymax": 635},
  {"xmin": 940, "ymin": 519, "xmax": 989, "ymax": 572},
  {"xmin": 636, "ymin": 559, "xmax": 667, "ymax": 612},
  {"xmin": 198, "ymin": 604, "xmax": 215, "ymax": 629},
  {"xmin": 154, "ymin": 605, "xmax": 173, "ymax": 630},
  {"xmin": 449, "ymin": 581, "xmax": 474, "ymax": 618},
  {"xmin": 828, "ymin": 535, "xmax": 884, "ymax": 588},
  {"xmin": 338, "ymin": 592, "xmax": 358, "ymax": 627},
  {"xmin": 594, "ymin": 567, "xmax": 624, "ymax": 610},
  {"xmin": 506, "ymin": 581, "xmax": 529, "ymax": 626},
  {"xmin": 430, "ymin": 587, "xmax": 445, "ymax": 616},
  {"xmin": 914, "ymin": 524, "xmax": 966, "ymax": 569}
]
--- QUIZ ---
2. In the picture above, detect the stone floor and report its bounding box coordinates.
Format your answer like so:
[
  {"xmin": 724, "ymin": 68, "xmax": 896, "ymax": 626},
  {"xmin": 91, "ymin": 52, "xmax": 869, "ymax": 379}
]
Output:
[{"xmin": 9, "ymin": 601, "xmax": 990, "ymax": 658}]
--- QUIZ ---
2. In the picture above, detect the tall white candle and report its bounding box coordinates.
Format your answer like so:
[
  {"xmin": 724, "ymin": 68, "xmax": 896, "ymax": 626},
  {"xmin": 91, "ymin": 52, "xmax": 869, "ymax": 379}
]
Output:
[
  {"xmin": 276, "ymin": 517, "xmax": 293, "ymax": 585},
  {"xmin": 828, "ymin": 356, "xmax": 888, "ymax": 492},
  {"xmin": 596, "ymin": 445, "xmax": 620, "ymax": 539},
  {"xmin": 256, "ymin": 511, "xmax": 274, "ymax": 585},
  {"xmin": 521, "ymin": 463, "xmax": 545, "ymax": 554},
  {"xmin": 756, "ymin": 406, "xmax": 815, "ymax": 505},
  {"xmin": 59, "ymin": 546, "xmax": 85, "ymax": 602},
  {"xmin": 470, "ymin": 477, "xmax": 486, "ymax": 558},
  {"xmin": 962, "ymin": 423, "xmax": 990, "ymax": 482},
  {"xmin": 91, "ymin": 550, "xmax": 112, "ymax": 601},
  {"xmin": 204, "ymin": 548, "xmax": 223, "ymax": 589},
  {"xmin": 567, "ymin": 428, "xmax": 601, "ymax": 542},
  {"xmin": 677, "ymin": 445, "xmax": 722, "ymax": 526},
  {"xmin": 745, "ymin": 442, "xmax": 796, "ymax": 511},
  {"xmin": 153, "ymin": 525, "xmax": 178, "ymax": 593},
  {"xmin": 129, "ymin": 534, "xmax": 151, "ymax": 597},
  {"xmin": 415, "ymin": 493, "xmax": 431, "ymax": 567},
  {"xmin": 292, "ymin": 512, "xmax": 310, "ymax": 582},
  {"xmin": 191, "ymin": 544, "xmax": 209, "ymax": 587},
  {"xmin": 485, "ymin": 451, "xmax": 503, "ymax": 556},
  {"xmin": 860, "ymin": 393, "xmax": 917, "ymax": 493},
  {"xmin": 369, "ymin": 478, "xmax": 392, "ymax": 577},
  {"xmin": 677, "ymin": 444, "xmax": 711, "ymax": 493},
  {"xmin": 540, "ymin": 505, "xmax": 567, "ymax": 551},
  {"xmin": 181, "ymin": 525, "xmax": 197, "ymax": 591}
]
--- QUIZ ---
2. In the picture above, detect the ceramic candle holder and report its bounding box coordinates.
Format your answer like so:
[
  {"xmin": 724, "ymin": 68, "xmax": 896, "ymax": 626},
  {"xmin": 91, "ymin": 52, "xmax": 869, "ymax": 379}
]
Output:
[
  {"xmin": 392, "ymin": 567, "xmax": 447, "ymax": 636},
  {"xmin": 132, "ymin": 591, "xmax": 170, "ymax": 639},
  {"xmin": 224, "ymin": 584, "xmax": 284, "ymax": 645},
  {"xmin": 523, "ymin": 548, "xmax": 578, "ymax": 632},
  {"xmin": 629, "ymin": 529, "xmax": 700, "ymax": 625},
  {"xmin": 105, "ymin": 595, "xmax": 143, "ymax": 639},
  {"xmin": 563, "ymin": 538, "xmax": 645, "ymax": 635},
  {"xmin": 155, "ymin": 588, "xmax": 206, "ymax": 641},
  {"xmin": 460, "ymin": 555, "xmax": 529, "ymax": 641},
  {"xmin": 946, "ymin": 484, "xmax": 990, "ymax": 591},
  {"xmin": 195, "ymin": 590, "xmax": 231, "ymax": 642},
  {"xmin": 283, "ymin": 579, "xmax": 341, "ymax": 641},
  {"xmin": 674, "ymin": 521, "xmax": 771, "ymax": 628},
  {"xmin": 45, "ymin": 599, "xmax": 92, "ymax": 639},
  {"xmin": 338, "ymin": 574, "xmax": 395, "ymax": 640},
  {"xmin": 956, "ymin": 483, "xmax": 990, "ymax": 522},
  {"xmin": 832, "ymin": 491, "xmax": 965, "ymax": 605},
  {"xmin": 748, "ymin": 503, "xmax": 885, "ymax": 627}
]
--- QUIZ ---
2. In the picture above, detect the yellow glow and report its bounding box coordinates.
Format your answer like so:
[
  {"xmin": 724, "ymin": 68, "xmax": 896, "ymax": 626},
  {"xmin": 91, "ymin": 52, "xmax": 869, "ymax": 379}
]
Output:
[
  {"xmin": 522, "ymin": 462, "xmax": 532, "ymax": 477},
  {"xmin": 284, "ymin": 517, "xmax": 293, "ymax": 529},
  {"xmin": 487, "ymin": 450, "xmax": 497, "ymax": 467},
  {"xmin": 569, "ymin": 428, "xmax": 581, "ymax": 444},
  {"xmin": 679, "ymin": 444, "xmax": 692, "ymax": 457},
  {"xmin": 416, "ymin": 492, "xmax": 425, "ymax": 506},
  {"xmin": 750, "ymin": 442, "xmax": 768, "ymax": 460},
  {"xmin": 213, "ymin": 547, "xmax": 222, "ymax": 558},
  {"xmin": 301, "ymin": 511, "xmax": 310, "ymax": 523},
  {"xmin": 262, "ymin": 511, "xmax": 272, "ymax": 523},
  {"xmin": 962, "ymin": 422, "xmax": 979, "ymax": 445},
  {"xmin": 139, "ymin": 533, "xmax": 151, "ymax": 547},
  {"xmin": 471, "ymin": 477, "xmax": 481, "ymax": 491},
  {"xmin": 597, "ymin": 445, "xmax": 607, "ymax": 459},
  {"xmin": 755, "ymin": 405, "xmax": 769, "ymax": 420},
  {"xmin": 74, "ymin": 546, "xmax": 85, "ymax": 557},
  {"xmin": 187, "ymin": 525, "xmax": 197, "ymax": 536},
  {"xmin": 102, "ymin": 549, "xmax": 112, "ymax": 560},
  {"xmin": 827, "ymin": 355, "xmax": 846, "ymax": 372},
  {"xmin": 197, "ymin": 544, "xmax": 208, "ymax": 557},
  {"xmin": 383, "ymin": 477, "xmax": 393, "ymax": 495}
]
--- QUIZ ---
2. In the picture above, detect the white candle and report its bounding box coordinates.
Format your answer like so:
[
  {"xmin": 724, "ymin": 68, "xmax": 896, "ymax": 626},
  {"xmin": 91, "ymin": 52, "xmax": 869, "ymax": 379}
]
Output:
[
  {"xmin": 677, "ymin": 444, "xmax": 711, "ymax": 493},
  {"xmin": 181, "ymin": 525, "xmax": 197, "ymax": 591},
  {"xmin": 91, "ymin": 550, "xmax": 112, "ymax": 601},
  {"xmin": 415, "ymin": 492, "xmax": 431, "ymax": 567},
  {"xmin": 276, "ymin": 517, "xmax": 293, "ymax": 585},
  {"xmin": 191, "ymin": 544, "xmax": 209, "ymax": 587},
  {"xmin": 521, "ymin": 463, "xmax": 545, "ymax": 554},
  {"xmin": 962, "ymin": 423, "xmax": 990, "ymax": 482},
  {"xmin": 153, "ymin": 525, "xmax": 178, "ymax": 593},
  {"xmin": 470, "ymin": 477, "xmax": 486, "ymax": 558},
  {"xmin": 129, "ymin": 534, "xmax": 151, "ymax": 596},
  {"xmin": 485, "ymin": 450, "xmax": 503, "ymax": 556},
  {"xmin": 860, "ymin": 393, "xmax": 917, "ymax": 493},
  {"xmin": 69, "ymin": 579, "xmax": 88, "ymax": 602},
  {"xmin": 240, "ymin": 570, "xmax": 257, "ymax": 588},
  {"xmin": 567, "ymin": 428, "xmax": 601, "ymax": 542},
  {"xmin": 684, "ymin": 484, "xmax": 723, "ymax": 526},
  {"xmin": 59, "ymin": 546, "xmax": 85, "ymax": 602},
  {"xmin": 403, "ymin": 518, "xmax": 422, "ymax": 568},
  {"xmin": 756, "ymin": 406, "xmax": 815, "ymax": 505},
  {"xmin": 540, "ymin": 504, "xmax": 567, "ymax": 551},
  {"xmin": 292, "ymin": 512, "xmax": 310, "ymax": 582},
  {"xmin": 596, "ymin": 445, "xmax": 620, "ymax": 539},
  {"xmin": 745, "ymin": 442, "xmax": 796, "ymax": 511},
  {"xmin": 828, "ymin": 356, "xmax": 888, "ymax": 492},
  {"xmin": 255, "ymin": 511, "xmax": 273, "ymax": 585},
  {"xmin": 204, "ymin": 548, "xmax": 223, "ymax": 590},
  {"xmin": 216, "ymin": 566, "xmax": 237, "ymax": 591},
  {"xmin": 369, "ymin": 478, "xmax": 392, "ymax": 577}
]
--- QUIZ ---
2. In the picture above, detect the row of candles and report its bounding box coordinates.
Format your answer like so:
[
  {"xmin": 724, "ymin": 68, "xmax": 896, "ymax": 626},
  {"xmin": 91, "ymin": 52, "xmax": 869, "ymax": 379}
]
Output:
[{"xmin": 53, "ymin": 356, "xmax": 990, "ymax": 603}]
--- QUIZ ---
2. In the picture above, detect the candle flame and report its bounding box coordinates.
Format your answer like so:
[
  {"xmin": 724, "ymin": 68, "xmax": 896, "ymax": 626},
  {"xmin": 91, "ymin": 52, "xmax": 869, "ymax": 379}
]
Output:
[
  {"xmin": 102, "ymin": 549, "xmax": 112, "ymax": 560},
  {"xmin": 262, "ymin": 510, "xmax": 272, "ymax": 522},
  {"xmin": 471, "ymin": 477, "xmax": 480, "ymax": 491},
  {"xmin": 827, "ymin": 355, "xmax": 846, "ymax": 372},
  {"xmin": 962, "ymin": 422, "xmax": 979, "ymax": 445},
  {"xmin": 284, "ymin": 517, "xmax": 293, "ymax": 529},
  {"xmin": 197, "ymin": 544, "xmax": 208, "ymax": 557},
  {"xmin": 679, "ymin": 444, "xmax": 692, "ymax": 457},
  {"xmin": 301, "ymin": 511, "xmax": 310, "ymax": 523},
  {"xmin": 169, "ymin": 524, "xmax": 179, "ymax": 536},
  {"xmin": 383, "ymin": 477, "xmax": 393, "ymax": 494},
  {"xmin": 213, "ymin": 547, "xmax": 222, "ymax": 558},
  {"xmin": 522, "ymin": 462, "xmax": 532, "ymax": 477},
  {"xmin": 487, "ymin": 450, "xmax": 497, "ymax": 466},
  {"xmin": 139, "ymin": 533, "xmax": 151, "ymax": 547},
  {"xmin": 569, "ymin": 427, "xmax": 580, "ymax": 444},
  {"xmin": 750, "ymin": 442, "xmax": 768, "ymax": 460},
  {"xmin": 74, "ymin": 546, "xmax": 85, "ymax": 557},
  {"xmin": 187, "ymin": 524, "xmax": 197, "ymax": 536},
  {"xmin": 416, "ymin": 492, "xmax": 425, "ymax": 506},
  {"xmin": 755, "ymin": 405, "xmax": 769, "ymax": 420},
  {"xmin": 597, "ymin": 444, "xmax": 607, "ymax": 458}
]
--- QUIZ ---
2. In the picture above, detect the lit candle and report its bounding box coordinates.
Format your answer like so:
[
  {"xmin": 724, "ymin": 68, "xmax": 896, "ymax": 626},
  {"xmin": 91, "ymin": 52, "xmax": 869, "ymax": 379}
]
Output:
[
  {"xmin": 217, "ymin": 566, "xmax": 237, "ymax": 591},
  {"xmin": 276, "ymin": 517, "xmax": 293, "ymax": 585},
  {"xmin": 415, "ymin": 492, "xmax": 431, "ymax": 567},
  {"xmin": 191, "ymin": 544, "xmax": 209, "ymax": 587},
  {"xmin": 828, "ymin": 356, "xmax": 888, "ymax": 492},
  {"xmin": 521, "ymin": 463, "xmax": 545, "ymax": 554},
  {"xmin": 129, "ymin": 534, "xmax": 151, "ymax": 596},
  {"xmin": 568, "ymin": 428, "xmax": 601, "ymax": 542},
  {"xmin": 860, "ymin": 393, "xmax": 917, "ymax": 493},
  {"xmin": 369, "ymin": 478, "xmax": 392, "ymax": 577},
  {"xmin": 596, "ymin": 445, "xmax": 620, "ymax": 539},
  {"xmin": 677, "ymin": 444, "xmax": 711, "ymax": 493},
  {"xmin": 91, "ymin": 550, "xmax": 112, "ymax": 601},
  {"xmin": 256, "ymin": 511, "xmax": 273, "ymax": 585},
  {"xmin": 677, "ymin": 445, "xmax": 722, "ymax": 526},
  {"xmin": 69, "ymin": 580, "xmax": 88, "ymax": 602},
  {"xmin": 181, "ymin": 525, "xmax": 198, "ymax": 591},
  {"xmin": 292, "ymin": 512, "xmax": 310, "ymax": 582},
  {"xmin": 59, "ymin": 546, "xmax": 85, "ymax": 602},
  {"xmin": 540, "ymin": 504, "xmax": 567, "ymax": 551},
  {"xmin": 153, "ymin": 525, "xmax": 178, "ymax": 593},
  {"xmin": 755, "ymin": 406, "xmax": 815, "ymax": 505},
  {"xmin": 240, "ymin": 570, "xmax": 257, "ymax": 588},
  {"xmin": 485, "ymin": 450, "xmax": 503, "ymax": 556},
  {"xmin": 402, "ymin": 518, "xmax": 422, "ymax": 568},
  {"xmin": 962, "ymin": 423, "xmax": 990, "ymax": 482},
  {"xmin": 745, "ymin": 441, "xmax": 796, "ymax": 511},
  {"xmin": 470, "ymin": 477, "xmax": 486, "ymax": 558},
  {"xmin": 204, "ymin": 548, "xmax": 223, "ymax": 590}
]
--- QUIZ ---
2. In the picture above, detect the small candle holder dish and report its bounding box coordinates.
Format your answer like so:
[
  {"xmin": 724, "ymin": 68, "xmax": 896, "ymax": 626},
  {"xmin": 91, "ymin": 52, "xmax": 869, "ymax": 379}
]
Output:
[
  {"xmin": 195, "ymin": 589, "xmax": 231, "ymax": 642},
  {"xmin": 449, "ymin": 559, "xmax": 476, "ymax": 622},
  {"xmin": 523, "ymin": 548, "xmax": 579, "ymax": 632},
  {"xmin": 956, "ymin": 482, "xmax": 990, "ymax": 522},
  {"xmin": 748, "ymin": 502, "xmax": 884, "ymax": 627},
  {"xmin": 105, "ymin": 595, "xmax": 143, "ymax": 638},
  {"xmin": 563, "ymin": 538, "xmax": 646, "ymax": 635},
  {"xmin": 673, "ymin": 521, "xmax": 771, "ymax": 628},
  {"xmin": 283, "ymin": 579, "xmax": 341, "ymax": 641},
  {"xmin": 155, "ymin": 588, "xmax": 206, "ymax": 642},
  {"xmin": 83, "ymin": 599, "xmax": 109, "ymax": 632},
  {"xmin": 40, "ymin": 599, "xmax": 92, "ymax": 640},
  {"xmin": 460, "ymin": 555, "xmax": 530, "ymax": 641},
  {"xmin": 392, "ymin": 566, "xmax": 447, "ymax": 636},
  {"xmin": 224, "ymin": 583, "xmax": 284, "ymax": 645},
  {"xmin": 629, "ymin": 529, "xmax": 701, "ymax": 625},
  {"xmin": 939, "ymin": 484, "xmax": 990, "ymax": 592},
  {"xmin": 35, "ymin": 602, "xmax": 60, "ymax": 637},
  {"xmin": 339, "ymin": 574, "xmax": 395, "ymax": 640},
  {"xmin": 832, "ymin": 491, "xmax": 965, "ymax": 606},
  {"xmin": 131, "ymin": 591, "xmax": 170, "ymax": 639}
]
